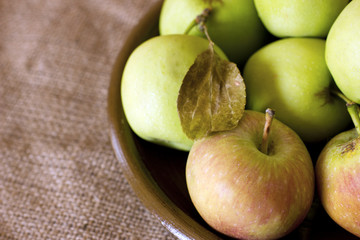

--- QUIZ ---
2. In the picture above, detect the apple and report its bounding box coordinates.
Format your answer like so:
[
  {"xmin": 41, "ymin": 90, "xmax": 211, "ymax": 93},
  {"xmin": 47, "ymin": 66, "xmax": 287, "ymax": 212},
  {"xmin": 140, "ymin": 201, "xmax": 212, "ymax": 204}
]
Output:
[
  {"xmin": 325, "ymin": 0, "xmax": 360, "ymax": 104},
  {"xmin": 186, "ymin": 109, "xmax": 315, "ymax": 239},
  {"xmin": 243, "ymin": 37, "xmax": 350, "ymax": 143},
  {"xmin": 316, "ymin": 96, "xmax": 360, "ymax": 237},
  {"xmin": 121, "ymin": 34, "xmax": 227, "ymax": 151},
  {"xmin": 254, "ymin": 0, "xmax": 349, "ymax": 38},
  {"xmin": 159, "ymin": 0, "xmax": 268, "ymax": 64}
]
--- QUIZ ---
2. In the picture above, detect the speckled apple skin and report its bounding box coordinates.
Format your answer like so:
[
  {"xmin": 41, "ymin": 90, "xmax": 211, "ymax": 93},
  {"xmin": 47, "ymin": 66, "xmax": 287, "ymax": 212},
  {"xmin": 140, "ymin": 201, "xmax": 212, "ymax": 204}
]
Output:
[
  {"xmin": 316, "ymin": 129, "xmax": 360, "ymax": 237},
  {"xmin": 186, "ymin": 110, "xmax": 315, "ymax": 240}
]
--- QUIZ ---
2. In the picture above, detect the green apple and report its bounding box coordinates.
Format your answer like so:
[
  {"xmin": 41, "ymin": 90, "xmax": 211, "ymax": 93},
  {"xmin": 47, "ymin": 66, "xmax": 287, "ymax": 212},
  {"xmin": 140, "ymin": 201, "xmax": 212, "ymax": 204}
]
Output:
[
  {"xmin": 326, "ymin": 0, "xmax": 360, "ymax": 104},
  {"xmin": 159, "ymin": 0, "xmax": 267, "ymax": 64},
  {"xmin": 254, "ymin": 0, "xmax": 349, "ymax": 37},
  {"xmin": 316, "ymin": 100, "xmax": 360, "ymax": 237},
  {"xmin": 243, "ymin": 37, "xmax": 350, "ymax": 142},
  {"xmin": 186, "ymin": 109, "xmax": 315, "ymax": 239},
  {"xmin": 121, "ymin": 34, "xmax": 227, "ymax": 151}
]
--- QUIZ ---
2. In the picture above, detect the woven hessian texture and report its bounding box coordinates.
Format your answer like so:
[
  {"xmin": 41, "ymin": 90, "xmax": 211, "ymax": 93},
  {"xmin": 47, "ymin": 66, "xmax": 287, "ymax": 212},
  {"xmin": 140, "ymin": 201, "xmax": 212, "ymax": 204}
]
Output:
[{"xmin": 0, "ymin": 0, "xmax": 176, "ymax": 239}]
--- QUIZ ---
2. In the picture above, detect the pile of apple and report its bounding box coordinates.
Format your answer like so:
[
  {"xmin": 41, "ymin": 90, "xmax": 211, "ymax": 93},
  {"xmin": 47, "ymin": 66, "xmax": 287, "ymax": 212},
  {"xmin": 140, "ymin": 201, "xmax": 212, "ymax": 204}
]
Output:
[{"xmin": 121, "ymin": 0, "xmax": 360, "ymax": 239}]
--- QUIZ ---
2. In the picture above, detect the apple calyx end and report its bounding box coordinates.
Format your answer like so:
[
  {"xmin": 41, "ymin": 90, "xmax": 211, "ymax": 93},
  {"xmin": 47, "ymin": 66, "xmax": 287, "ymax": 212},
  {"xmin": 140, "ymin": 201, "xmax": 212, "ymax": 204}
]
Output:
[{"xmin": 341, "ymin": 137, "xmax": 359, "ymax": 155}]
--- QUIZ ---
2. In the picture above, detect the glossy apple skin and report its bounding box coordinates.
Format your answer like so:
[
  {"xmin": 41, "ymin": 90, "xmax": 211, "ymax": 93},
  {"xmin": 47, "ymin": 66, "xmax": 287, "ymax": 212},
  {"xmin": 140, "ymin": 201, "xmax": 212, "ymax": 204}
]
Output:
[
  {"xmin": 186, "ymin": 110, "xmax": 315, "ymax": 240},
  {"xmin": 254, "ymin": 0, "xmax": 349, "ymax": 38},
  {"xmin": 159, "ymin": 0, "xmax": 267, "ymax": 64},
  {"xmin": 121, "ymin": 34, "xmax": 227, "ymax": 151},
  {"xmin": 316, "ymin": 129, "xmax": 360, "ymax": 237},
  {"xmin": 326, "ymin": 0, "xmax": 360, "ymax": 104},
  {"xmin": 243, "ymin": 38, "xmax": 350, "ymax": 143}
]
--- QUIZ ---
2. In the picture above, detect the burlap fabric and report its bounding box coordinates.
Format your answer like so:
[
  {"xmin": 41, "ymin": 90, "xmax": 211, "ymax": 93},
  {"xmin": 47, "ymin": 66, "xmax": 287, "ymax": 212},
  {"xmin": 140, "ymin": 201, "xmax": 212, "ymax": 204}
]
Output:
[{"xmin": 0, "ymin": 0, "xmax": 176, "ymax": 239}]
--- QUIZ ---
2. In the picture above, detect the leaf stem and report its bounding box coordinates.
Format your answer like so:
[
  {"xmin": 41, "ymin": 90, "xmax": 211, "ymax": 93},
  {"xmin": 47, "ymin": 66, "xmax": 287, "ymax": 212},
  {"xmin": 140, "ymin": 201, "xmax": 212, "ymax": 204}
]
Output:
[
  {"xmin": 202, "ymin": 24, "xmax": 213, "ymax": 45},
  {"xmin": 331, "ymin": 89, "xmax": 360, "ymax": 135},
  {"xmin": 261, "ymin": 108, "xmax": 275, "ymax": 155}
]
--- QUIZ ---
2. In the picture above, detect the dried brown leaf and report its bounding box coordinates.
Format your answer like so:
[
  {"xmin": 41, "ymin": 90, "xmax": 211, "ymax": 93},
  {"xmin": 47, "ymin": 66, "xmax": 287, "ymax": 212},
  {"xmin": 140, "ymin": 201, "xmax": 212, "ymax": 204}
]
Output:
[{"xmin": 177, "ymin": 43, "xmax": 246, "ymax": 140}]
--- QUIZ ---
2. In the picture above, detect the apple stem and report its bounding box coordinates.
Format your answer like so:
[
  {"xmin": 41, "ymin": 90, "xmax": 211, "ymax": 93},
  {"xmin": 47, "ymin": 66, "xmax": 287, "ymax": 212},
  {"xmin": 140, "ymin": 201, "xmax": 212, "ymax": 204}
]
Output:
[
  {"xmin": 346, "ymin": 102, "xmax": 360, "ymax": 136},
  {"xmin": 183, "ymin": 19, "xmax": 197, "ymax": 35},
  {"xmin": 183, "ymin": 8, "xmax": 212, "ymax": 35},
  {"xmin": 260, "ymin": 108, "xmax": 275, "ymax": 155},
  {"xmin": 331, "ymin": 89, "xmax": 360, "ymax": 136},
  {"xmin": 331, "ymin": 88, "xmax": 353, "ymax": 103},
  {"xmin": 347, "ymin": 102, "xmax": 360, "ymax": 136}
]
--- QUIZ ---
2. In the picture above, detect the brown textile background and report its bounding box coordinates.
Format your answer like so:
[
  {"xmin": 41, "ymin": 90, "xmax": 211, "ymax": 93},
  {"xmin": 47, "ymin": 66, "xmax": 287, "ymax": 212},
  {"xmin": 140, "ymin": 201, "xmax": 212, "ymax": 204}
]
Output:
[{"xmin": 0, "ymin": 0, "xmax": 176, "ymax": 239}]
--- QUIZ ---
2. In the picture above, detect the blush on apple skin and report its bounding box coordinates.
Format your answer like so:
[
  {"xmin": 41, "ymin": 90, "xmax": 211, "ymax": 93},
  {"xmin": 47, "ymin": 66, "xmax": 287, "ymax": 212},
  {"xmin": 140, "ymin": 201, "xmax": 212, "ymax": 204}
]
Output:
[
  {"xmin": 316, "ymin": 129, "xmax": 360, "ymax": 238},
  {"xmin": 186, "ymin": 110, "xmax": 315, "ymax": 240}
]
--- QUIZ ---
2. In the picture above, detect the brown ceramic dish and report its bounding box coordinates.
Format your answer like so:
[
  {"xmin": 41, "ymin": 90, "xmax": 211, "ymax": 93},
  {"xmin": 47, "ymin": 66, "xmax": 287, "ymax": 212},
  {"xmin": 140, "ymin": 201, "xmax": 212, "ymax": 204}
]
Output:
[{"xmin": 107, "ymin": 1, "xmax": 358, "ymax": 239}]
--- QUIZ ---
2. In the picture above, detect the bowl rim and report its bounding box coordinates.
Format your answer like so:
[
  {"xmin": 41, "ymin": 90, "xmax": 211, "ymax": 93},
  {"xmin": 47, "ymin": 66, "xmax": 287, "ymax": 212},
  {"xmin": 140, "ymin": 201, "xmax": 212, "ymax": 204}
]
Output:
[{"xmin": 106, "ymin": 1, "xmax": 221, "ymax": 239}]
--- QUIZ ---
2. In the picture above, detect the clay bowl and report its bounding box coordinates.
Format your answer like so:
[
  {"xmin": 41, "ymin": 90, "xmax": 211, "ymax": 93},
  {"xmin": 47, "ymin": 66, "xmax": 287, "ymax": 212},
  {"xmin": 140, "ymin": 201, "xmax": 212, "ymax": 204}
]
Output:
[{"xmin": 107, "ymin": 1, "xmax": 358, "ymax": 239}]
